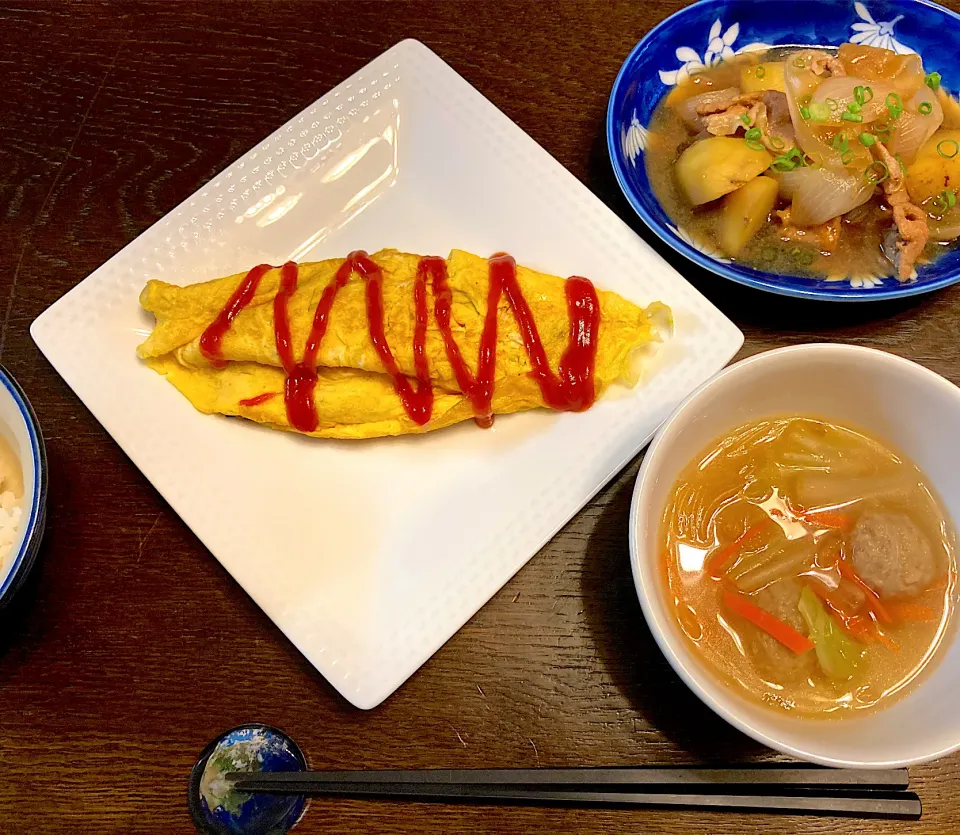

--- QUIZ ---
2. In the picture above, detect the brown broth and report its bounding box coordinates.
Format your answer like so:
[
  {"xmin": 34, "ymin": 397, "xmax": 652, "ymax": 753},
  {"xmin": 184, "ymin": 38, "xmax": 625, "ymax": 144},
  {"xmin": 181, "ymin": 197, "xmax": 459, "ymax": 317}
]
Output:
[
  {"xmin": 660, "ymin": 417, "xmax": 957, "ymax": 717},
  {"xmin": 644, "ymin": 48, "xmax": 946, "ymax": 281}
]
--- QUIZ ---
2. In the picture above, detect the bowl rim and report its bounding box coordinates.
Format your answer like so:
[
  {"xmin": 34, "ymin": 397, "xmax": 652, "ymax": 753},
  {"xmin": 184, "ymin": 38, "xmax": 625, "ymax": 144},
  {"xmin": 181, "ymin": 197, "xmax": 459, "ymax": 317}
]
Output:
[
  {"xmin": 628, "ymin": 343, "xmax": 960, "ymax": 767},
  {"xmin": 605, "ymin": 0, "xmax": 960, "ymax": 302},
  {"xmin": 0, "ymin": 364, "xmax": 46, "ymax": 605}
]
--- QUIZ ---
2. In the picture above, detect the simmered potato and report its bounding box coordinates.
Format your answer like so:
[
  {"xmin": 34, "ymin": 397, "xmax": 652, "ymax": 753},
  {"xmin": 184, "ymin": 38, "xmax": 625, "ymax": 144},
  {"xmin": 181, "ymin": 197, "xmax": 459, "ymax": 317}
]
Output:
[
  {"xmin": 906, "ymin": 129, "xmax": 960, "ymax": 204},
  {"xmin": 719, "ymin": 175, "xmax": 780, "ymax": 257},
  {"xmin": 740, "ymin": 62, "xmax": 786, "ymax": 94},
  {"xmin": 675, "ymin": 137, "xmax": 773, "ymax": 205}
]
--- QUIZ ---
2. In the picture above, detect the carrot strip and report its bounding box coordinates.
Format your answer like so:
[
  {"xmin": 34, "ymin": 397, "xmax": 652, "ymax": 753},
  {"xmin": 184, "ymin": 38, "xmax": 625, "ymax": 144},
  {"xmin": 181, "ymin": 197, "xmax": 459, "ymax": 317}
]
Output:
[
  {"xmin": 722, "ymin": 589, "xmax": 815, "ymax": 654},
  {"xmin": 808, "ymin": 584, "xmax": 879, "ymax": 644},
  {"xmin": 843, "ymin": 614, "xmax": 878, "ymax": 645},
  {"xmin": 838, "ymin": 559, "xmax": 893, "ymax": 623},
  {"xmin": 806, "ymin": 577, "xmax": 856, "ymax": 618},
  {"xmin": 705, "ymin": 517, "xmax": 774, "ymax": 576},
  {"xmin": 886, "ymin": 600, "xmax": 936, "ymax": 622}
]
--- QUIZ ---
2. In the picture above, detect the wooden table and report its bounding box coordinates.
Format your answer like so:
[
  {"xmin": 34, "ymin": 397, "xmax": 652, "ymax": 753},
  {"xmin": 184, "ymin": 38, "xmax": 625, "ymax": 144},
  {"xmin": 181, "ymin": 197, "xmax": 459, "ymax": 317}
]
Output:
[{"xmin": 3, "ymin": 1, "xmax": 959, "ymax": 831}]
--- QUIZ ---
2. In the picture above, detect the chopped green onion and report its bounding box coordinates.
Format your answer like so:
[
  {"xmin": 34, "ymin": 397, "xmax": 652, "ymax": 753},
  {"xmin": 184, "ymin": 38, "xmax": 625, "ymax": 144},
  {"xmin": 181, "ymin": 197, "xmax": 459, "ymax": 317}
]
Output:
[
  {"xmin": 925, "ymin": 71, "xmax": 942, "ymax": 91},
  {"xmin": 831, "ymin": 133, "xmax": 848, "ymax": 151},
  {"xmin": 800, "ymin": 249, "xmax": 816, "ymax": 266},
  {"xmin": 862, "ymin": 85, "xmax": 874, "ymax": 102},
  {"xmin": 848, "ymin": 101, "xmax": 862, "ymax": 115},
  {"xmin": 756, "ymin": 65, "xmax": 766, "ymax": 79},
  {"xmin": 895, "ymin": 152, "xmax": 908, "ymax": 177},
  {"xmin": 744, "ymin": 127, "xmax": 762, "ymax": 140},
  {"xmin": 919, "ymin": 101, "xmax": 933, "ymax": 115},
  {"xmin": 807, "ymin": 102, "xmax": 831, "ymax": 121},
  {"xmin": 793, "ymin": 56, "xmax": 807, "ymax": 69},
  {"xmin": 886, "ymin": 92, "xmax": 904, "ymax": 119},
  {"xmin": 800, "ymin": 105, "xmax": 812, "ymax": 120},
  {"xmin": 841, "ymin": 149, "xmax": 854, "ymax": 165},
  {"xmin": 938, "ymin": 138, "xmax": 960, "ymax": 158},
  {"xmin": 863, "ymin": 160, "xmax": 889, "ymax": 185},
  {"xmin": 873, "ymin": 120, "xmax": 893, "ymax": 142},
  {"xmin": 826, "ymin": 98, "xmax": 839, "ymax": 112},
  {"xmin": 859, "ymin": 132, "xmax": 876, "ymax": 147},
  {"xmin": 841, "ymin": 111, "xmax": 864, "ymax": 123},
  {"xmin": 854, "ymin": 85, "xmax": 866, "ymax": 105},
  {"xmin": 934, "ymin": 189, "xmax": 959, "ymax": 213},
  {"xmin": 769, "ymin": 135, "xmax": 786, "ymax": 150},
  {"xmin": 740, "ymin": 113, "xmax": 751, "ymax": 126},
  {"xmin": 770, "ymin": 146, "xmax": 807, "ymax": 172},
  {"xmin": 745, "ymin": 136, "xmax": 765, "ymax": 151}
]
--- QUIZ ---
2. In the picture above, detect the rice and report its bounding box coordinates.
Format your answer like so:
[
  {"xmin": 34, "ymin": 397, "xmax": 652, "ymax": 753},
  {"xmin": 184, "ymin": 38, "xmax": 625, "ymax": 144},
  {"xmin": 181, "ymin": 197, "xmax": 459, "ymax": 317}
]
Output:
[{"xmin": 0, "ymin": 490, "xmax": 23, "ymax": 568}]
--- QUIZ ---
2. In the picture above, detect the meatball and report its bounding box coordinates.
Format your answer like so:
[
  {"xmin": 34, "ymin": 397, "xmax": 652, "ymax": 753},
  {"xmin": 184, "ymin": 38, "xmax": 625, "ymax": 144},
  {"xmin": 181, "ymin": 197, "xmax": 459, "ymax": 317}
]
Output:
[
  {"xmin": 851, "ymin": 510, "xmax": 938, "ymax": 598},
  {"xmin": 742, "ymin": 579, "xmax": 816, "ymax": 682},
  {"xmin": 755, "ymin": 578, "xmax": 805, "ymax": 631}
]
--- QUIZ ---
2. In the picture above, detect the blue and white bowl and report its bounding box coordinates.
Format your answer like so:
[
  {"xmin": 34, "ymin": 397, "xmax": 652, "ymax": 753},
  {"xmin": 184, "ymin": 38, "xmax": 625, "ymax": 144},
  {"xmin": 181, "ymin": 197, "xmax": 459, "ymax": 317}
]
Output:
[
  {"xmin": 0, "ymin": 365, "xmax": 46, "ymax": 608},
  {"xmin": 607, "ymin": 0, "xmax": 960, "ymax": 301}
]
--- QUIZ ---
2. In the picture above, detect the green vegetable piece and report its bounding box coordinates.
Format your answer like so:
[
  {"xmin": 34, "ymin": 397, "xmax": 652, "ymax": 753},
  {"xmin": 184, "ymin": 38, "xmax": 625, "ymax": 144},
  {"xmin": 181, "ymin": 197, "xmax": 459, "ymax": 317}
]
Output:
[
  {"xmin": 925, "ymin": 72, "xmax": 941, "ymax": 91},
  {"xmin": 859, "ymin": 132, "xmax": 876, "ymax": 147},
  {"xmin": 938, "ymin": 138, "xmax": 960, "ymax": 158},
  {"xmin": 798, "ymin": 586, "xmax": 865, "ymax": 682}
]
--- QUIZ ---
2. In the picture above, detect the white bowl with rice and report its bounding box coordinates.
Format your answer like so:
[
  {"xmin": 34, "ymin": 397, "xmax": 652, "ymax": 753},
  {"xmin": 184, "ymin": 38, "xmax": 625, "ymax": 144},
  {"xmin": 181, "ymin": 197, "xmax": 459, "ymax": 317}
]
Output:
[{"xmin": 0, "ymin": 365, "xmax": 46, "ymax": 606}]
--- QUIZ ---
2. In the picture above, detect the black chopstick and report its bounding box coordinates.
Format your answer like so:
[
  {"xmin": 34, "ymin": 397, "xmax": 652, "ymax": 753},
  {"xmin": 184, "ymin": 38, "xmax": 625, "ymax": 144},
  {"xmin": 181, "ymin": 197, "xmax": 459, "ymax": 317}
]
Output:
[
  {"xmin": 229, "ymin": 766, "xmax": 909, "ymax": 791},
  {"xmin": 224, "ymin": 780, "xmax": 921, "ymax": 819}
]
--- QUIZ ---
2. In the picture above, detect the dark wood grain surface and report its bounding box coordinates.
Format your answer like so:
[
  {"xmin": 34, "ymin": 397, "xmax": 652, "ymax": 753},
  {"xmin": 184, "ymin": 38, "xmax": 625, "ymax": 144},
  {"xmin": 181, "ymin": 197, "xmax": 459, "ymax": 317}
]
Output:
[{"xmin": 2, "ymin": 1, "xmax": 959, "ymax": 831}]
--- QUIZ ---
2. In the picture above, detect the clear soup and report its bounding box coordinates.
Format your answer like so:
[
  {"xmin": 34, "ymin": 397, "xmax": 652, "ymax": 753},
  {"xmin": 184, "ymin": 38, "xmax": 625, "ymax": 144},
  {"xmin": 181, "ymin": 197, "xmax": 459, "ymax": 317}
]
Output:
[{"xmin": 660, "ymin": 416, "xmax": 957, "ymax": 716}]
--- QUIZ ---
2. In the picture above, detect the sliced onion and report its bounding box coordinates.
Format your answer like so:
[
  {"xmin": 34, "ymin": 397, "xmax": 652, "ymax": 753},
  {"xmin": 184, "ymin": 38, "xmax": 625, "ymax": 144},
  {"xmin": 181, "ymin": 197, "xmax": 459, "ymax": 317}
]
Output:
[
  {"xmin": 677, "ymin": 87, "xmax": 741, "ymax": 129},
  {"xmin": 783, "ymin": 52, "xmax": 845, "ymax": 168},
  {"xmin": 777, "ymin": 166, "xmax": 874, "ymax": 227},
  {"xmin": 928, "ymin": 213, "xmax": 960, "ymax": 242},
  {"xmin": 810, "ymin": 76, "xmax": 896, "ymax": 125},
  {"xmin": 888, "ymin": 88, "xmax": 944, "ymax": 163}
]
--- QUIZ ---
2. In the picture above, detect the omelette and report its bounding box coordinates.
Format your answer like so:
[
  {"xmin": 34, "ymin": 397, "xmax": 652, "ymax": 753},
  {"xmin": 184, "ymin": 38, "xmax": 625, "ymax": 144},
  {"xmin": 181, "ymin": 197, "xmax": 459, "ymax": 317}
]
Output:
[{"xmin": 137, "ymin": 249, "xmax": 671, "ymax": 439}]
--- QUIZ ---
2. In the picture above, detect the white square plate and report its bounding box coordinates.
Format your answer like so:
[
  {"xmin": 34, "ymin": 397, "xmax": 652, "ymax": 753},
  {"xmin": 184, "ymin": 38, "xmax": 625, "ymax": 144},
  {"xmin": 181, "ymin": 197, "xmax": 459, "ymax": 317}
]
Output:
[{"xmin": 31, "ymin": 39, "xmax": 742, "ymax": 708}]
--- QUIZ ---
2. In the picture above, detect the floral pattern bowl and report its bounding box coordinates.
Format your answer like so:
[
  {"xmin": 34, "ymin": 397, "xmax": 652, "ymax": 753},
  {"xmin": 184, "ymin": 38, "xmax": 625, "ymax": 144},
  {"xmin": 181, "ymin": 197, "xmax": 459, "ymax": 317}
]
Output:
[{"xmin": 607, "ymin": 0, "xmax": 960, "ymax": 301}]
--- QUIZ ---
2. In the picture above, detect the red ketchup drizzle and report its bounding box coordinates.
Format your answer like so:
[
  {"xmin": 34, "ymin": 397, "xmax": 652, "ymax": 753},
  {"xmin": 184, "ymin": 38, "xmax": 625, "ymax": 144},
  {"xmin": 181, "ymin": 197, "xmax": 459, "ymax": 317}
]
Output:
[
  {"xmin": 273, "ymin": 261, "xmax": 299, "ymax": 374},
  {"xmin": 433, "ymin": 252, "xmax": 600, "ymax": 426},
  {"xmin": 199, "ymin": 263, "xmax": 273, "ymax": 365},
  {"xmin": 281, "ymin": 251, "xmax": 433, "ymax": 432},
  {"xmin": 364, "ymin": 255, "xmax": 433, "ymax": 424},
  {"xmin": 238, "ymin": 392, "xmax": 278, "ymax": 408},
  {"xmin": 207, "ymin": 251, "xmax": 600, "ymax": 432}
]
